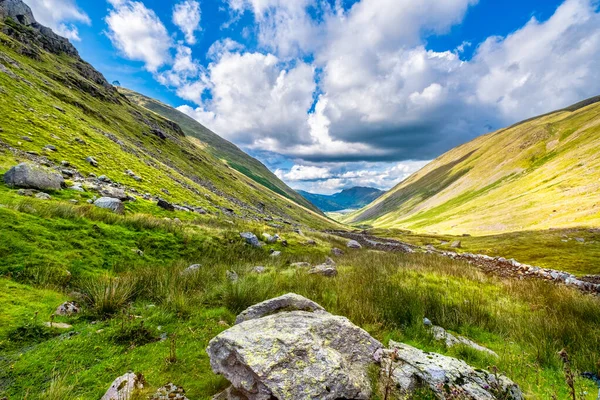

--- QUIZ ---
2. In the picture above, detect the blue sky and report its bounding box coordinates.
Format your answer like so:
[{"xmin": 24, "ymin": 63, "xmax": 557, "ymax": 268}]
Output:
[{"xmin": 26, "ymin": 0, "xmax": 600, "ymax": 194}]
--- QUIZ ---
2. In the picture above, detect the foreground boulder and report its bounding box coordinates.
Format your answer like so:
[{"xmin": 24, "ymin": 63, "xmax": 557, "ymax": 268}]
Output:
[
  {"xmin": 208, "ymin": 293, "xmax": 382, "ymax": 399},
  {"xmin": 377, "ymin": 341, "xmax": 523, "ymax": 399},
  {"xmin": 3, "ymin": 163, "xmax": 63, "ymax": 191},
  {"xmin": 94, "ymin": 197, "xmax": 124, "ymax": 213},
  {"xmin": 101, "ymin": 372, "xmax": 144, "ymax": 400}
]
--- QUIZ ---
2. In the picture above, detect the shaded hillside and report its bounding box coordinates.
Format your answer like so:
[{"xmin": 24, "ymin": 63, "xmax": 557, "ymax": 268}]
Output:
[
  {"xmin": 298, "ymin": 187, "xmax": 384, "ymax": 212},
  {"xmin": 347, "ymin": 96, "xmax": 600, "ymax": 234},
  {"xmin": 119, "ymin": 88, "xmax": 322, "ymax": 214},
  {"xmin": 0, "ymin": 9, "xmax": 335, "ymax": 230}
]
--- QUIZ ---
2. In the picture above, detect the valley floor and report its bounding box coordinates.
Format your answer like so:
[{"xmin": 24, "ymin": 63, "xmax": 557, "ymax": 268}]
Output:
[{"xmin": 0, "ymin": 189, "xmax": 599, "ymax": 399}]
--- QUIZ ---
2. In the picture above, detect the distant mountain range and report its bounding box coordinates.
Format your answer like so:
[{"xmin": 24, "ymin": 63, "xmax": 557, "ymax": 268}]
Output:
[
  {"xmin": 299, "ymin": 187, "xmax": 384, "ymax": 212},
  {"xmin": 345, "ymin": 95, "xmax": 600, "ymax": 234}
]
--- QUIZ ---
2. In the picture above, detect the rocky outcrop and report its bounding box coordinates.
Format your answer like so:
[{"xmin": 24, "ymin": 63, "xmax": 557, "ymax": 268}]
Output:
[
  {"xmin": 377, "ymin": 341, "xmax": 523, "ymax": 399},
  {"xmin": 208, "ymin": 294, "xmax": 382, "ymax": 400},
  {"xmin": 3, "ymin": 162, "xmax": 63, "ymax": 191},
  {"xmin": 101, "ymin": 372, "xmax": 144, "ymax": 400}
]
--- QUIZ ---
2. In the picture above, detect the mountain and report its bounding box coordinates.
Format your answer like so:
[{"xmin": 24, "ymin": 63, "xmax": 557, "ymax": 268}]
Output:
[
  {"xmin": 119, "ymin": 88, "xmax": 322, "ymax": 214},
  {"xmin": 299, "ymin": 187, "xmax": 384, "ymax": 212},
  {"xmin": 0, "ymin": 3, "xmax": 335, "ymax": 230},
  {"xmin": 346, "ymin": 96, "xmax": 600, "ymax": 234}
]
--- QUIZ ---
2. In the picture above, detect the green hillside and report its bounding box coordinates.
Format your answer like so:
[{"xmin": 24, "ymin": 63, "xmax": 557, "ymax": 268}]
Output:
[
  {"xmin": 119, "ymin": 88, "xmax": 321, "ymax": 214},
  {"xmin": 347, "ymin": 97, "xmax": 600, "ymax": 234},
  {"xmin": 0, "ymin": 15, "xmax": 334, "ymax": 231}
]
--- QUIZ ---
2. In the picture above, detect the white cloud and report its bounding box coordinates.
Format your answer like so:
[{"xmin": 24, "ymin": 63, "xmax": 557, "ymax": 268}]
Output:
[
  {"xmin": 106, "ymin": 1, "xmax": 172, "ymax": 71},
  {"xmin": 173, "ymin": 0, "xmax": 202, "ymax": 45},
  {"xmin": 26, "ymin": 0, "xmax": 90, "ymax": 41},
  {"xmin": 275, "ymin": 165, "xmax": 332, "ymax": 181}
]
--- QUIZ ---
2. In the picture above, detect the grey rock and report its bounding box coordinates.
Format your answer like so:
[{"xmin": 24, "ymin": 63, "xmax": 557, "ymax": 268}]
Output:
[
  {"xmin": 101, "ymin": 372, "xmax": 145, "ymax": 400},
  {"xmin": 235, "ymin": 293, "xmax": 326, "ymax": 325},
  {"xmin": 21, "ymin": 135, "xmax": 32, "ymax": 142},
  {"xmin": 43, "ymin": 144, "xmax": 56, "ymax": 152},
  {"xmin": 183, "ymin": 264, "xmax": 202, "ymax": 274},
  {"xmin": 262, "ymin": 233, "xmax": 279, "ymax": 243},
  {"xmin": 17, "ymin": 188, "xmax": 36, "ymax": 196},
  {"xmin": 430, "ymin": 325, "xmax": 498, "ymax": 357},
  {"xmin": 101, "ymin": 187, "xmax": 128, "ymax": 201},
  {"xmin": 44, "ymin": 322, "xmax": 72, "ymax": 329},
  {"xmin": 252, "ymin": 266, "xmax": 266, "ymax": 274},
  {"xmin": 94, "ymin": 197, "xmax": 124, "ymax": 213},
  {"xmin": 226, "ymin": 270, "xmax": 239, "ymax": 282},
  {"xmin": 308, "ymin": 264, "xmax": 338, "ymax": 277},
  {"xmin": 55, "ymin": 301, "xmax": 80, "ymax": 316},
  {"xmin": 451, "ymin": 240, "xmax": 462, "ymax": 248},
  {"xmin": 347, "ymin": 239, "xmax": 362, "ymax": 249},
  {"xmin": 423, "ymin": 317, "xmax": 432, "ymax": 327},
  {"xmin": 240, "ymin": 232, "xmax": 260, "ymax": 247},
  {"xmin": 35, "ymin": 192, "xmax": 51, "ymax": 200},
  {"xmin": 331, "ymin": 247, "xmax": 344, "ymax": 256},
  {"xmin": 151, "ymin": 383, "xmax": 189, "ymax": 400},
  {"xmin": 325, "ymin": 257, "xmax": 336, "ymax": 266},
  {"xmin": 575, "ymin": 237, "xmax": 585, "ymax": 243},
  {"xmin": 4, "ymin": 163, "xmax": 63, "ymax": 191},
  {"xmin": 85, "ymin": 156, "xmax": 98, "ymax": 167},
  {"xmin": 75, "ymin": 137, "xmax": 86, "ymax": 145},
  {"xmin": 270, "ymin": 251, "xmax": 281, "ymax": 257},
  {"xmin": 157, "ymin": 198, "xmax": 175, "ymax": 211},
  {"xmin": 378, "ymin": 341, "xmax": 523, "ymax": 399},
  {"xmin": 69, "ymin": 183, "xmax": 85, "ymax": 192},
  {"xmin": 208, "ymin": 295, "xmax": 382, "ymax": 400},
  {"xmin": 98, "ymin": 175, "xmax": 111, "ymax": 182}
]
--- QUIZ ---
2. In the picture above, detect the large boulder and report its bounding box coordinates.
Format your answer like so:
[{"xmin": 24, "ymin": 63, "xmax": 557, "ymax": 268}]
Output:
[
  {"xmin": 101, "ymin": 186, "xmax": 128, "ymax": 201},
  {"xmin": 94, "ymin": 197, "xmax": 124, "ymax": 213},
  {"xmin": 208, "ymin": 294, "xmax": 382, "ymax": 400},
  {"xmin": 377, "ymin": 341, "xmax": 523, "ymax": 399},
  {"xmin": 3, "ymin": 163, "xmax": 63, "ymax": 191},
  {"xmin": 101, "ymin": 372, "xmax": 145, "ymax": 400}
]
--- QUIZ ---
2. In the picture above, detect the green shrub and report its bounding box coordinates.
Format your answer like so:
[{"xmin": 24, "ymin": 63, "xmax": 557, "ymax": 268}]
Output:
[{"xmin": 82, "ymin": 277, "xmax": 136, "ymax": 318}]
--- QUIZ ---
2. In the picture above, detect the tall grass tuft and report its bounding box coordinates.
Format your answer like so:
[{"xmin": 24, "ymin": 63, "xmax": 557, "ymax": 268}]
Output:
[{"xmin": 82, "ymin": 276, "xmax": 136, "ymax": 318}]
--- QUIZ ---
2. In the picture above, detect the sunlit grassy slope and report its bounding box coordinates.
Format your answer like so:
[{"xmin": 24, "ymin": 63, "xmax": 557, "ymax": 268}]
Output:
[
  {"xmin": 347, "ymin": 97, "xmax": 600, "ymax": 234},
  {"xmin": 0, "ymin": 17, "xmax": 335, "ymax": 230},
  {"xmin": 119, "ymin": 88, "xmax": 322, "ymax": 214}
]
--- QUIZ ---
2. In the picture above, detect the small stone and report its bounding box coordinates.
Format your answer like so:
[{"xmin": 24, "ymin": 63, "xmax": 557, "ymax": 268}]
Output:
[
  {"xmin": 75, "ymin": 137, "xmax": 86, "ymax": 145},
  {"xmin": 94, "ymin": 197, "xmax": 124, "ymax": 213},
  {"xmin": 331, "ymin": 248, "xmax": 344, "ymax": 256},
  {"xmin": 97, "ymin": 175, "xmax": 110, "ymax": 182},
  {"xmin": 270, "ymin": 251, "xmax": 281, "ymax": 257},
  {"xmin": 43, "ymin": 144, "xmax": 57, "ymax": 152},
  {"xmin": 291, "ymin": 262, "xmax": 311, "ymax": 268},
  {"xmin": 157, "ymin": 198, "xmax": 175, "ymax": 211},
  {"xmin": 161, "ymin": 188, "xmax": 170, "ymax": 195},
  {"xmin": 324, "ymin": 257, "xmax": 336, "ymax": 266},
  {"xmin": 17, "ymin": 188, "xmax": 37, "ymax": 196},
  {"xmin": 21, "ymin": 136, "xmax": 32, "ymax": 142},
  {"xmin": 226, "ymin": 270, "xmax": 239, "ymax": 282},
  {"xmin": 61, "ymin": 160, "xmax": 70, "ymax": 167},
  {"xmin": 101, "ymin": 372, "xmax": 145, "ymax": 400},
  {"xmin": 85, "ymin": 156, "xmax": 98, "ymax": 167},
  {"xmin": 183, "ymin": 264, "xmax": 201, "ymax": 274},
  {"xmin": 451, "ymin": 240, "xmax": 462, "ymax": 248},
  {"xmin": 69, "ymin": 183, "xmax": 85, "ymax": 192},
  {"xmin": 151, "ymin": 383, "xmax": 189, "ymax": 400},
  {"xmin": 35, "ymin": 192, "xmax": 51, "ymax": 200},
  {"xmin": 347, "ymin": 240, "xmax": 362, "ymax": 249},
  {"xmin": 70, "ymin": 199, "xmax": 78, "ymax": 204},
  {"xmin": 53, "ymin": 105, "xmax": 65, "ymax": 113},
  {"xmin": 240, "ymin": 232, "xmax": 261, "ymax": 247},
  {"xmin": 44, "ymin": 322, "xmax": 72, "ymax": 329},
  {"xmin": 305, "ymin": 239, "xmax": 317, "ymax": 245},
  {"xmin": 308, "ymin": 264, "xmax": 338, "ymax": 277},
  {"xmin": 252, "ymin": 266, "xmax": 266, "ymax": 274},
  {"xmin": 423, "ymin": 317, "xmax": 432, "ymax": 327},
  {"xmin": 55, "ymin": 301, "xmax": 80, "ymax": 316},
  {"xmin": 575, "ymin": 238, "xmax": 585, "ymax": 243}
]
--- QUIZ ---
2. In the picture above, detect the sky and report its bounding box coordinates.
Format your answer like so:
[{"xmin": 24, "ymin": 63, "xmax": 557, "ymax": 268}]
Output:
[{"xmin": 24, "ymin": 0, "xmax": 600, "ymax": 194}]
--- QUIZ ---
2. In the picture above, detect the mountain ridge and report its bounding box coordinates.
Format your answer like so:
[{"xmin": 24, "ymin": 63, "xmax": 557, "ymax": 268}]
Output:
[
  {"xmin": 298, "ymin": 186, "xmax": 384, "ymax": 212},
  {"xmin": 346, "ymin": 95, "xmax": 600, "ymax": 234}
]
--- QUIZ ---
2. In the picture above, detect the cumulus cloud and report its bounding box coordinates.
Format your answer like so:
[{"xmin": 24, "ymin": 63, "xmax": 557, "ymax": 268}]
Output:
[
  {"xmin": 26, "ymin": 0, "xmax": 90, "ymax": 41},
  {"xmin": 173, "ymin": 0, "xmax": 202, "ymax": 45},
  {"xmin": 106, "ymin": 1, "xmax": 172, "ymax": 71},
  {"xmin": 275, "ymin": 165, "xmax": 332, "ymax": 181}
]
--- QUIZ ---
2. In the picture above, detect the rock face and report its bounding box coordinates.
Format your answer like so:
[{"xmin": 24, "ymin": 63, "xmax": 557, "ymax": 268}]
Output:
[
  {"xmin": 94, "ymin": 197, "xmax": 124, "ymax": 213},
  {"xmin": 378, "ymin": 341, "xmax": 523, "ymax": 399},
  {"xmin": 208, "ymin": 294, "xmax": 382, "ymax": 400},
  {"xmin": 101, "ymin": 372, "xmax": 145, "ymax": 400},
  {"xmin": 3, "ymin": 163, "xmax": 63, "ymax": 191},
  {"xmin": 347, "ymin": 239, "xmax": 362, "ymax": 249},
  {"xmin": 0, "ymin": 0, "xmax": 36, "ymax": 25}
]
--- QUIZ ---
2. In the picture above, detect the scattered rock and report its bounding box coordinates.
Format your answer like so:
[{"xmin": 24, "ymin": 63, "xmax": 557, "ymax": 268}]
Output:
[
  {"xmin": 429, "ymin": 325, "xmax": 498, "ymax": 357},
  {"xmin": 3, "ymin": 163, "xmax": 63, "ymax": 191},
  {"xmin": 61, "ymin": 160, "xmax": 70, "ymax": 167},
  {"xmin": 21, "ymin": 135, "xmax": 32, "ymax": 142},
  {"xmin": 183, "ymin": 264, "xmax": 201, "ymax": 274},
  {"xmin": 331, "ymin": 247, "xmax": 344, "ymax": 256},
  {"xmin": 324, "ymin": 257, "xmax": 336, "ymax": 266},
  {"xmin": 208, "ymin": 294, "xmax": 382, "ymax": 399},
  {"xmin": 290, "ymin": 262, "xmax": 311, "ymax": 268},
  {"xmin": 151, "ymin": 383, "xmax": 189, "ymax": 400},
  {"xmin": 85, "ymin": 156, "xmax": 98, "ymax": 167},
  {"xmin": 451, "ymin": 240, "xmax": 462, "ymax": 249},
  {"xmin": 270, "ymin": 251, "xmax": 281, "ymax": 257},
  {"xmin": 35, "ymin": 192, "xmax": 51, "ymax": 200},
  {"xmin": 17, "ymin": 188, "xmax": 36, "ymax": 196},
  {"xmin": 377, "ymin": 341, "xmax": 523, "ymax": 399},
  {"xmin": 226, "ymin": 270, "xmax": 239, "ymax": 282},
  {"xmin": 53, "ymin": 105, "xmax": 65, "ymax": 113},
  {"xmin": 305, "ymin": 239, "xmax": 316, "ymax": 245},
  {"xmin": 308, "ymin": 264, "xmax": 338, "ymax": 277},
  {"xmin": 575, "ymin": 237, "xmax": 585, "ymax": 243},
  {"xmin": 101, "ymin": 372, "xmax": 145, "ymax": 400},
  {"xmin": 252, "ymin": 266, "xmax": 266, "ymax": 274},
  {"xmin": 94, "ymin": 197, "xmax": 124, "ymax": 213},
  {"xmin": 157, "ymin": 198, "xmax": 175, "ymax": 211},
  {"xmin": 44, "ymin": 322, "xmax": 72, "ymax": 329},
  {"xmin": 240, "ymin": 232, "xmax": 261, "ymax": 247},
  {"xmin": 100, "ymin": 187, "xmax": 128, "ymax": 201},
  {"xmin": 98, "ymin": 175, "xmax": 111, "ymax": 182},
  {"xmin": 262, "ymin": 233, "xmax": 279, "ymax": 243},
  {"xmin": 423, "ymin": 317, "xmax": 432, "ymax": 327},
  {"xmin": 55, "ymin": 301, "xmax": 80, "ymax": 316},
  {"xmin": 347, "ymin": 239, "xmax": 362, "ymax": 249},
  {"xmin": 43, "ymin": 144, "xmax": 56, "ymax": 152},
  {"xmin": 69, "ymin": 183, "xmax": 85, "ymax": 192},
  {"xmin": 75, "ymin": 137, "xmax": 86, "ymax": 145}
]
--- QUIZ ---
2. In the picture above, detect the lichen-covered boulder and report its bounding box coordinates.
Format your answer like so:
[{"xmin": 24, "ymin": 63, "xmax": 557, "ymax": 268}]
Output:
[
  {"xmin": 235, "ymin": 293, "xmax": 326, "ymax": 324},
  {"xmin": 208, "ymin": 294, "xmax": 382, "ymax": 400},
  {"xmin": 101, "ymin": 372, "xmax": 144, "ymax": 400},
  {"xmin": 94, "ymin": 197, "xmax": 124, "ymax": 213},
  {"xmin": 377, "ymin": 341, "xmax": 523, "ymax": 399},
  {"xmin": 3, "ymin": 163, "xmax": 63, "ymax": 191}
]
